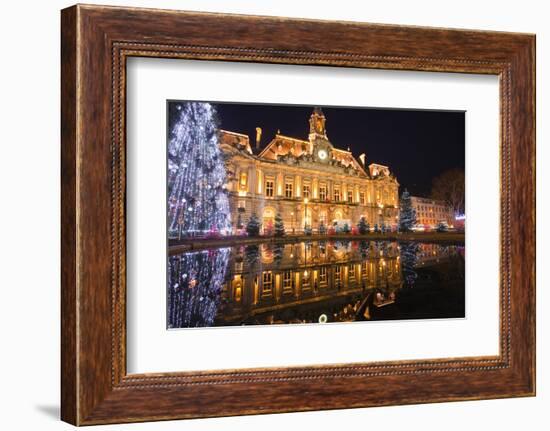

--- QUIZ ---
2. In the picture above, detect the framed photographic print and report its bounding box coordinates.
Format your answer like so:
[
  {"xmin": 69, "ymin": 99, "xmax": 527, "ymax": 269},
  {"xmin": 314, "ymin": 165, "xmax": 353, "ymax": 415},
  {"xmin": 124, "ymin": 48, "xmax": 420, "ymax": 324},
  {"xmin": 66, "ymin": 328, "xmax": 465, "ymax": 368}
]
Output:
[{"xmin": 61, "ymin": 4, "xmax": 535, "ymax": 425}]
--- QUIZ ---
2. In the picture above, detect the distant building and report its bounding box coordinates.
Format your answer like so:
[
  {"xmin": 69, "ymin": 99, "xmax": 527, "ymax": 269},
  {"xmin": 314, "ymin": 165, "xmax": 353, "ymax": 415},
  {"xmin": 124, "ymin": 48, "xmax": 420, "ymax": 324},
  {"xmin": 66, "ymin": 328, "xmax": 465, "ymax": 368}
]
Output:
[
  {"xmin": 410, "ymin": 196, "xmax": 455, "ymax": 229},
  {"xmin": 219, "ymin": 107, "xmax": 399, "ymax": 233}
]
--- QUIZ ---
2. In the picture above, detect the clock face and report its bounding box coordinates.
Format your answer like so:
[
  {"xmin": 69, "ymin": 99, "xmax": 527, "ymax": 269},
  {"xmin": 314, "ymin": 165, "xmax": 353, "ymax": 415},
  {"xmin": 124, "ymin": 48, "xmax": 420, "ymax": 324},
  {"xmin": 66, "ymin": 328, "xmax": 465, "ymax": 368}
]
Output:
[{"xmin": 318, "ymin": 149, "xmax": 328, "ymax": 161}]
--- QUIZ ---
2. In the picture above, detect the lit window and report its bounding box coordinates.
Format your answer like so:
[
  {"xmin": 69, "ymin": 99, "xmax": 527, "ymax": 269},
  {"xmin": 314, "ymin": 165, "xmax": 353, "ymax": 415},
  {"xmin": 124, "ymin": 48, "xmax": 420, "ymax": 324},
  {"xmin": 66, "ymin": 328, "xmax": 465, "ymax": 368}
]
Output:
[
  {"xmin": 285, "ymin": 182, "xmax": 293, "ymax": 198},
  {"xmin": 347, "ymin": 191, "xmax": 353, "ymax": 203},
  {"xmin": 302, "ymin": 271, "xmax": 310, "ymax": 288},
  {"xmin": 319, "ymin": 185, "xmax": 327, "ymax": 201},
  {"xmin": 334, "ymin": 188, "xmax": 340, "ymax": 201},
  {"xmin": 360, "ymin": 192, "xmax": 365, "ymax": 205},
  {"xmin": 319, "ymin": 267, "xmax": 327, "ymax": 284},
  {"xmin": 239, "ymin": 172, "xmax": 248, "ymax": 188},
  {"xmin": 283, "ymin": 271, "xmax": 293, "ymax": 291},
  {"xmin": 303, "ymin": 184, "xmax": 311, "ymax": 199},
  {"xmin": 265, "ymin": 180, "xmax": 274, "ymax": 197},
  {"xmin": 262, "ymin": 271, "xmax": 273, "ymax": 291},
  {"xmin": 234, "ymin": 283, "xmax": 242, "ymax": 302}
]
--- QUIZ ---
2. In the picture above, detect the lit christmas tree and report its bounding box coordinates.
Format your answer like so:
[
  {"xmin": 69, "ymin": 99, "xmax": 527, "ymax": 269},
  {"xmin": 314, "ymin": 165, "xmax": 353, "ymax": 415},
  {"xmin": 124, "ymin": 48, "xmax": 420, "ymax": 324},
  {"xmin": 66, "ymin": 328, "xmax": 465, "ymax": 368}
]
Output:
[
  {"xmin": 357, "ymin": 216, "xmax": 369, "ymax": 234},
  {"xmin": 167, "ymin": 102, "xmax": 231, "ymax": 237},
  {"xmin": 245, "ymin": 244, "xmax": 260, "ymax": 268},
  {"xmin": 359, "ymin": 240, "xmax": 369, "ymax": 258},
  {"xmin": 399, "ymin": 189, "xmax": 417, "ymax": 232},
  {"xmin": 274, "ymin": 212, "xmax": 285, "ymax": 237},
  {"xmin": 399, "ymin": 241, "xmax": 419, "ymax": 287},
  {"xmin": 246, "ymin": 213, "xmax": 261, "ymax": 237},
  {"xmin": 167, "ymin": 248, "xmax": 230, "ymax": 328},
  {"xmin": 273, "ymin": 243, "xmax": 284, "ymax": 266}
]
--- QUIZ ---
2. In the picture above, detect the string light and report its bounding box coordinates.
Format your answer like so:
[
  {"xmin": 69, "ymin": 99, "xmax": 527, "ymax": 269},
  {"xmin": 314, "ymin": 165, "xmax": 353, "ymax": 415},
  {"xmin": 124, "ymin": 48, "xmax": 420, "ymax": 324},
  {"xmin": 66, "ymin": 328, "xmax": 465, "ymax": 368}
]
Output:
[
  {"xmin": 167, "ymin": 248, "xmax": 231, "ymax": 328},
  {"xmin": 167, "ymin": 102, "xmax": 232, "ymax": 237}
]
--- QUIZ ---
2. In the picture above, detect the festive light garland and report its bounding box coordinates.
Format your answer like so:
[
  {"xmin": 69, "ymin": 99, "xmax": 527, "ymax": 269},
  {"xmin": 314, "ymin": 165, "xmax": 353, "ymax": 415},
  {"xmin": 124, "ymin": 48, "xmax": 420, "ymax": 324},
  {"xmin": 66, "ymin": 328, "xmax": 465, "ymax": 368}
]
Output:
[
  {"xmin": 167, "ymin": 248, "xmax": 231, "ymax": 328},
  {"xmin": 400, "ymin": 241, "xmax": 420, "ymax": 287},
  {"xmin": 399, "ymin": 189, "xmax": 417, "ymax": 232},
  {"xmin": 167, "ymin": 102, "xmax": 232, "ymax": 237}
]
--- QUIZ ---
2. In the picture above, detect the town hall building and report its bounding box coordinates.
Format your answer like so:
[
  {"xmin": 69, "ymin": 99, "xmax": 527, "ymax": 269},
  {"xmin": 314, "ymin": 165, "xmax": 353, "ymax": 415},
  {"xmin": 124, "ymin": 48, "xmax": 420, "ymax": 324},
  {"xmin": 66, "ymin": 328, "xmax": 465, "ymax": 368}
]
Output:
[{"xmin": 219, "ymin": 107, "xmax": 399, "ymax": 233}]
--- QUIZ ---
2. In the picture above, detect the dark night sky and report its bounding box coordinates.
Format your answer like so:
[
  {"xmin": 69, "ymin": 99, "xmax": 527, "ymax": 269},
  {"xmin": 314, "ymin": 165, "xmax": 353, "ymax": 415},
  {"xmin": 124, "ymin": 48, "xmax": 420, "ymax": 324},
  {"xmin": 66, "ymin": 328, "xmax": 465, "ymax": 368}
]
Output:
[{"xmin": 170, "ymin": 102, "xmax": 465, "ymax": 197}]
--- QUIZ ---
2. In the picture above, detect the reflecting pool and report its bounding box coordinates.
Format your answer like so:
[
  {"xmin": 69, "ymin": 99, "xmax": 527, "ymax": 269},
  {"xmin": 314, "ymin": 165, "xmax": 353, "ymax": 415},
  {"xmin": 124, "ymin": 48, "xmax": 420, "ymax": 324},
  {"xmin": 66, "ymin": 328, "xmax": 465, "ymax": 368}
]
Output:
[{"xmin": 167, "ymin": 240, "xmax": 465, "ymax": 328}]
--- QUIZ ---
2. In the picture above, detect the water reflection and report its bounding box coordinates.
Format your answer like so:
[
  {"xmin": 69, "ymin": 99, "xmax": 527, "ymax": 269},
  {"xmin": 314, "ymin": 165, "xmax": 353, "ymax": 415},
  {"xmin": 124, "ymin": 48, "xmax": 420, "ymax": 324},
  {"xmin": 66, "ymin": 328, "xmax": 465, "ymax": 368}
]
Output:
[
  {"xmin": 167, "ymin": 240, "xmax": 464, "ymax": 328},
  {"xmin": 167, "ymin": 247, "xmax": 231, "ymax": 328},
  {"xmin": 400, "ymin": 242, "xmax": 420, "ymax": 287}
]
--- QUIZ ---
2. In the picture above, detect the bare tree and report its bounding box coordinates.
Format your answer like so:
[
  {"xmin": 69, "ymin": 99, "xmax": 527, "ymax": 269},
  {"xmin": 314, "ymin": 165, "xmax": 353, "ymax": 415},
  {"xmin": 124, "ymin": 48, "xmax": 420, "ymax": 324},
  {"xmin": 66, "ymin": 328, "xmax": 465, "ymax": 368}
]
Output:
[{"xmin": 430, "ymin": 169, "xmax": 465, "ymax": 215}]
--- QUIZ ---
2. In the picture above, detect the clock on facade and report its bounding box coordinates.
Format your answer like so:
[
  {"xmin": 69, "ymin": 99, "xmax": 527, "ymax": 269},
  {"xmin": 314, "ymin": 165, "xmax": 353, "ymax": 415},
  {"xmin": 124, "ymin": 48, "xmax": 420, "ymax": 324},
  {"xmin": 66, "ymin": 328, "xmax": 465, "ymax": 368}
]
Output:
[{"xmin": 318, "ymin": 149, "xmax": 328, "ymax": 161}]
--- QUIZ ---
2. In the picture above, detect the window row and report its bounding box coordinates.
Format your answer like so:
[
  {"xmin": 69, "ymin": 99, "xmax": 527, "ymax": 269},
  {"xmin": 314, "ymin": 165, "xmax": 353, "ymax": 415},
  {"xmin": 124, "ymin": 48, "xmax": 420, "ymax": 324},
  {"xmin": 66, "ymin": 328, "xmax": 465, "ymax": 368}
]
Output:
[
  {"xmin": 416, "ymin": 205, "xmax": 450, "ymax": 213},
  {"xmin": 239, "ymin": 171, "xmax": 395, "ymax": 205},
  {"xmin": 263, "ymin": 179, "xmax": 379, "ymax": 205}
]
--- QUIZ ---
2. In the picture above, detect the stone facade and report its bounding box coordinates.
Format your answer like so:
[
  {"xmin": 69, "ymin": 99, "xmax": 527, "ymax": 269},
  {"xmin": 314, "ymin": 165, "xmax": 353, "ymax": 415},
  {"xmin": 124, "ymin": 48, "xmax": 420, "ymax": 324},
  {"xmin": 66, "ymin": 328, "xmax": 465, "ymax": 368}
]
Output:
[
  {"xmin": 410, "ymin": 196, "xmax": 455, "ymax": 229},
  {"xmin": 219, "ymin": 108, "xmax": 399, "ymax": 234}
]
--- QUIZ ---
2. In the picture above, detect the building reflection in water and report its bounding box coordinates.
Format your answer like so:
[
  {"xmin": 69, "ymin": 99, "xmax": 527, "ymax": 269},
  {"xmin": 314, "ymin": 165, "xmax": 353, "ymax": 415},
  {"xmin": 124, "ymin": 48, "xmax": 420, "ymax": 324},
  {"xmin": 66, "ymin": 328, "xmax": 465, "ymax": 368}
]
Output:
[{"xmin": 167, "ymin": 240, "xmax": 464, "ymax": 328}]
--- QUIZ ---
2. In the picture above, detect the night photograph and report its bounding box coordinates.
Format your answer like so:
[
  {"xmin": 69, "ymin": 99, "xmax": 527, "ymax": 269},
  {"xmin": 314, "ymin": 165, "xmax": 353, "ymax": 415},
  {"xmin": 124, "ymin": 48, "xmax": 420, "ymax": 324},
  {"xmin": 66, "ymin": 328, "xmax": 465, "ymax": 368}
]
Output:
[{"xmin": 166, "ymin": 101, "xmax": 465, "ymax": 329}]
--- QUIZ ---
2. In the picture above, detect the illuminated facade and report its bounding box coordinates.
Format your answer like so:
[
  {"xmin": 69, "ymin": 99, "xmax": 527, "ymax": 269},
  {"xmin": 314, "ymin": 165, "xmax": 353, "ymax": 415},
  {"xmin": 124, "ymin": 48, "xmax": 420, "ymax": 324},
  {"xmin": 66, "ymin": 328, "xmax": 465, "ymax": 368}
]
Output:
[
  {"xmin": 219, "ymin": 108, "xmax": 399, "ymax": 233},
  {"xmin": 218, "ymin": 241, "xmax": 402, "ymax": 325},
  {"xmin": 215, "ymin": 241, "xmax": 462, "ymax": 326},
  {"xmin": 410, "ymin": 196, "xmax": 455, "ymax": 229}
]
